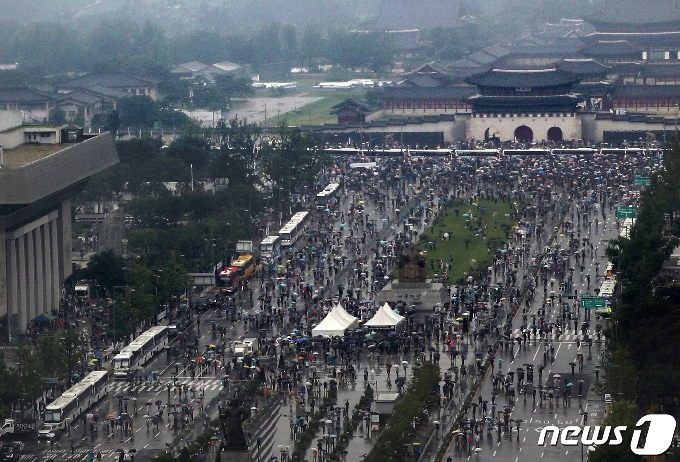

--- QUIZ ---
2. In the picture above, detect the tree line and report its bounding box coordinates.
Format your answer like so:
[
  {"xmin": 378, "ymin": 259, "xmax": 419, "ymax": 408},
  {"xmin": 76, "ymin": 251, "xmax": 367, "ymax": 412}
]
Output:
[{"xmin": 592, "ymin": 138, "xmax": 680, "ymax": 461}]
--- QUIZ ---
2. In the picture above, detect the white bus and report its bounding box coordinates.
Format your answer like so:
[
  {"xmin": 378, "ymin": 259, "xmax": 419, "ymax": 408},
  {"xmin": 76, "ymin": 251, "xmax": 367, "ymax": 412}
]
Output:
[
  {"xmin": 113, "ymin": 325, "xmax": 168, "ymax": 379},
  {"xmin": 315, "ymin": 183, "xmax": 340, "ymax": 210},
  {"xmin": 43, "ymin": 371, "xmax": 109, "ymax": 430},
  {"xmin": 260, "ymin": 235, "xmax": 281, "ymax": 259},
  {"xmin": 278, "ymin": 211, "xmax": 310, "ymax": 248}
]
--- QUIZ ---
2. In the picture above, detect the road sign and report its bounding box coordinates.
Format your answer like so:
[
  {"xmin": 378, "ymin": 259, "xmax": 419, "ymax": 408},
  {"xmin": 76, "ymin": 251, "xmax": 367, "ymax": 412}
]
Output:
[
  {"xmin": 581, "ymin": 293, "xmax": 593, "ymax": 299},
  {"xmin": 616, "ymin": 206, "xmax": 637, "ymax": 219},
  {"xmin": 45, "ymin": 378, "xmax": 58, "ymax": 384},
  {"xmin": 634, "ymin": 177, "xmax": 651, "ymax": 186},
  {"xmin": 581, "ymin": 298, "xmax": 606, "ymax": 308}
]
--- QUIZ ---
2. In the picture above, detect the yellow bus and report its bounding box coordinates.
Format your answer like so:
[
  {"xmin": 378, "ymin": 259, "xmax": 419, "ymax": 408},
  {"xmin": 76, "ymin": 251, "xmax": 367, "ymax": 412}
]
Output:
[{"xmin": 231, "ymin": 254, "xmax": 255, "ymax": 280}]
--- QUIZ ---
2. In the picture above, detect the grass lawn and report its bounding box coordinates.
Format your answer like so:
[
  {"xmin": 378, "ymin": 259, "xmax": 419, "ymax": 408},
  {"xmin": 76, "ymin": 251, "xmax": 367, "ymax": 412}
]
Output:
[
  {"xmin": 414, "ymin": 198, "xmax": 523, "ymax": 284},
  {"xmin": 269, "ymin": 91, "xmax": 365, "ymax": 126}
]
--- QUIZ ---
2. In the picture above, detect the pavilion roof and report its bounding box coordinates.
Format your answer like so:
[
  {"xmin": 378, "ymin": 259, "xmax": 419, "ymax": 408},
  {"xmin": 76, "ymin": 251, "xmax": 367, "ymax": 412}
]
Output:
[{"xmin": 465, "ymin": 68, "xmax": 579, "ymax": 89}]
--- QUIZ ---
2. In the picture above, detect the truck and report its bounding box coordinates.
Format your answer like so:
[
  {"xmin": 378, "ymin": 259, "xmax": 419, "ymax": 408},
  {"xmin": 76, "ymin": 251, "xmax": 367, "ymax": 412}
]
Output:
[
  {"xmin": 236, "ymin": 240, "xmax": 253, "ymax": 254},
  {"xmin": 231, "ymin": 338, "xmax": 258, "ymax": 358},
  {"xmin": 0, "ymin": 419, "xmax": 37, "ymax": 437}
]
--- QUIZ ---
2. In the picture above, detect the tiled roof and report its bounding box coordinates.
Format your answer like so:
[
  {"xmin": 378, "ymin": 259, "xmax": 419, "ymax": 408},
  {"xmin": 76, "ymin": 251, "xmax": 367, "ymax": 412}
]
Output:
[
  {"xmin": 573, "ymin": 82, "xmax": 611, "ymax": 97},
  {"xmin": 330, "ymin": 97, "xmax": 371, "ymax": 114},
  {"xmin": 211, "ymin": 61, "xmax": 242, "ymax": 72},
  {"xmin": 402, "ymin": 74, "xmax": 446, "ymax": 88},
  {"xmin": 63, "ymin": 74, "xmax": 161, "ymax": 89},
  {"xmin": 483, "ymin": 44, "xmax": 510, "ymax": 59},
  {"xmin": 583, "ymin": 40, "xmax": 640, "ymax": 57},
  {"xmin": 387, "ymin": 30, "xmax": 423, "ymax": 50},
  {"xmin": 0, "ymin": 87, "xmax": 56, "ymax": 103},
  {"xmin": 466, "ymin": 94, "xmax": 579, "ymax": 112},
  {"xmin": 610, "ymin": 85, "xmax": 680, "ymax": 98},
  {"xmin": 82, "ymin": 84, "xmax": 129, "ymax": 99},
  {"xmin": 558, "ymin": 58, "xmax": 610, "ymax": 76},
  {"xmin": 468, "ymin": 51, "xmax": 496, "ymax": 65},
  {"xmin": 642, "ymin": 63, "xmax": 680, "ymax": 78},
  {"xmin": 62, "ymin": 93, "xmax": 102, "ymax": 105},
  {"xmin": 175, "ymin": 61, "xmax": 209, "ymax": 72},
  {"xmin": 465, "ymin": 68, "xmax": 579, "ymax": 89},
  {"xmin": 379, "ymin": 85, "xmax": 477, "ymax": 99}
]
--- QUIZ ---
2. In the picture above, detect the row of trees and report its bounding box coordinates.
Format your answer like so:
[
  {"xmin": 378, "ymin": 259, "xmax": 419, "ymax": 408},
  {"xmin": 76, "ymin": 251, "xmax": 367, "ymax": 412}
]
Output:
[
  {"xmin": 592, "ymin": 138, "xmax": 680, "ymax": 460},
  {"xmin": 0, "ymin": 330, "xmax": 81, "ymax": 419}
]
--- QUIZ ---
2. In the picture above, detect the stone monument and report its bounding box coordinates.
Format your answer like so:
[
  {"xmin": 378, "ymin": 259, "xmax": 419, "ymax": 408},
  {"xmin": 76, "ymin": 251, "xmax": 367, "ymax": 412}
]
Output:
[
  {"xmin": 376, "ymin": 249, "xmax": 447, "ymax": 320},
  {"xmin": 217, "ymin": 399, "xmax": 252, "ymax": 462}
]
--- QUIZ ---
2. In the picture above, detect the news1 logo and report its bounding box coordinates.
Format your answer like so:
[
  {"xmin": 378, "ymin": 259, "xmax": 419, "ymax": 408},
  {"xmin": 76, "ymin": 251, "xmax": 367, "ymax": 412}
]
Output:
[{"xmin": 537, "ymin": 414, "xmax": 677, "ymax": 456}]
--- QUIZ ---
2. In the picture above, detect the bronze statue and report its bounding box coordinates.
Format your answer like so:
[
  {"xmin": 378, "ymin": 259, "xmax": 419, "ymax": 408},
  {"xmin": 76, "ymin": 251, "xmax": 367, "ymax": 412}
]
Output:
[
  {"xmin": 398, "ymin": 250, "xmax": 427, "ymax": 283},
  {"xmin": 219, "ymin": 399, "xmax": 251, "ymax": 449}
]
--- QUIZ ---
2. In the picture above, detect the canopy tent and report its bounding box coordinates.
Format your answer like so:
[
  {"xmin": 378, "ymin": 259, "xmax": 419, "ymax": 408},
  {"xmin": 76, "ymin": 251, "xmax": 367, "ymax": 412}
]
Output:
[
  {"xmin": 32, "ymin": 312, "xmax": 57, "ymax": 323},
  {"xmin": 312, "ymin": 303, "xmax": 359, "ymax": 337},
  {"xmin": 365, "ymin": 303, "xmax": 405, "ymax": 329}
]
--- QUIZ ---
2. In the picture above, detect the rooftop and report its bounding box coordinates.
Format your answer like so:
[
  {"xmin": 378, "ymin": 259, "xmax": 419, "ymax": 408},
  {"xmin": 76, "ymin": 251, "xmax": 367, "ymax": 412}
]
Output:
[
  {"xmin": 583, "ymin": 0, "xmax": 680, "ymax": 27},
  {"xmin": 465, "ymin": 68, "xmax": 580, "ymax": 89},
  {"xmin": 1, "ymin": 143, "xmax": 64, "ymax": 167}
]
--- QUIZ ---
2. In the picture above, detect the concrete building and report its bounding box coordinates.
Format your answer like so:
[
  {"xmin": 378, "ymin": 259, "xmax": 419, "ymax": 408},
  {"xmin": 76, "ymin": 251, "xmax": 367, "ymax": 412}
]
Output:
[{"xmin": 0, "ymin": 111, "xmax": 119, "ymax": 341}]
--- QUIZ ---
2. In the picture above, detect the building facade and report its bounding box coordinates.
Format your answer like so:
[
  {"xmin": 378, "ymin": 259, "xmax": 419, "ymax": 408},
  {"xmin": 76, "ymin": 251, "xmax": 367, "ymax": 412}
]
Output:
[{"xmin": 0, "ymin": 111, "xmax": 119, "ymax": 341}]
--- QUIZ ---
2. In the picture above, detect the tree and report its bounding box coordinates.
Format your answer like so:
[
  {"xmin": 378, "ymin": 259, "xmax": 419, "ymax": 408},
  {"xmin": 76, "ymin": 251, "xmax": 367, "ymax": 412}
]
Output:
[
  {"xmin": 106, "ymin": 110, "xmax": 121, "ymax": 134},
  {"xmin": 211, "ymin": 118, "xmax": 260, "ymax": 188},
  {"xmin": 588, "ymin": 400, "xmax": 645, "ymax": 462},
  {"xmin": 84, "ymin": 249, "xmax": 126, "ymax": 296},
  {"xmin": 118, "ymin": 96, "xmax": 160, "ymax": 128}
]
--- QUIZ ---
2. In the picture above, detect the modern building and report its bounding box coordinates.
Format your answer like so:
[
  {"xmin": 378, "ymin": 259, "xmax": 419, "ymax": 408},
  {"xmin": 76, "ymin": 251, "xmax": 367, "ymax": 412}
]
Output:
[{"xmin": 0, "ymin": 111, "xmax": 119, "ymax": 341}]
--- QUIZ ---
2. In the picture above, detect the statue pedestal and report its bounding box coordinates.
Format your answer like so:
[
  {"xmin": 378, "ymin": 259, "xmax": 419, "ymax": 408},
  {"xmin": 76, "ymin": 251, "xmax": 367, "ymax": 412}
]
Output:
[
  {"xmin": 221, "ymin": 448, "xmax": 251, "ymax": 462},
  {"xmin": 375, "ymin": 279, "xmax": 447, "ymax": 321}
]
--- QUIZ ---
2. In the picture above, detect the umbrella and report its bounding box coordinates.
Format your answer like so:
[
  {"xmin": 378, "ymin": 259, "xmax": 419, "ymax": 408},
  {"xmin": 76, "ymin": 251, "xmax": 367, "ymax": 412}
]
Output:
[
  {"xmin": 210, "ymin": 436, "xmax": 219, "ymax": 440},
  {"xmin": 115, "ymin": 449, "xmax": 125, "ymax": 453},
  {"xmin": 553, "ymin": 374, "xmax": 561, "ymax": 379},
  {"xmin": 129, "ymin": 449, "xmax": 137, "ymax": 454},
  {"xmin": 402, "ymin": 360, "xmax": 408, "ymax": 365}
]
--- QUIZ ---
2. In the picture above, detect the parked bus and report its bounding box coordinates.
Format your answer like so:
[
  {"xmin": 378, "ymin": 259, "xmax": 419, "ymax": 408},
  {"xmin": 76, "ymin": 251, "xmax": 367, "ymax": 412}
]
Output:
[
  {"xmin": 43, "ymin": 371, "xmax": 109, "ymax": 430},
  {"xmin": 259, "ymin": 235, "xmax": 281, "ymax": 259},
  {"xmin": 315, "ymin": 183, "xmax": 340, "ymax": 210},
  {"xmin": 231, "ymin": 254, "xmax": 255, "ymax": 280},
  {"xmin": 218, "ymin": 266, "xmax": 240, "ymax": 294},
  {"xmin": 113, "ymin": 325, "xmax": 168, "ymax": 379},
  {"xmin": 279, "ymin": 211, "xmax": 310, "ymax": 248}
]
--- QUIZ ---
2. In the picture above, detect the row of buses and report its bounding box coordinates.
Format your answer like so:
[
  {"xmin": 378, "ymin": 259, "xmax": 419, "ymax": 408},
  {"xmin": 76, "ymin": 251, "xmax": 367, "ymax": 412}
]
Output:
[
  {"xmin": 259, "ymin": 182, "xmax": 338, "ymax": 259},
  {"xmin": 43, "ymin": 325, "xmax": 171, "ymax": 430}
]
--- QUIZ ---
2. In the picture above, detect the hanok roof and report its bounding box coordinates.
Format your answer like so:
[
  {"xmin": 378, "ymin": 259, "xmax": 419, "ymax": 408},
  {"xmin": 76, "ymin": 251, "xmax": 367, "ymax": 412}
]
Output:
[
  {"xmin": 173, "ymin": 61, "xmax": 210, "ymax": 73},
  {"xmin": 211, "ymin": 61, "xmax": 242, "ymax": 73},
  {"xmin": 583, "ymin": 40, "xmax": 641, "ymax": 57},
  {"xmin": 573, "ymin": 82, "xmax": 611, "ymax": 98},
  {"xmin": 466, "ymin": 94, "xmax": 579, "ymax": 112},
  {"xmin": 468, "ymin": 51, "xmax": 496, "ymax": 65},
  {"xmin": 371, "ymin": 0, "xmax": 461, "ymax": 30},
  {"xmin": 0, "ymin": 87, "xmax": 56, "ymax": 103},
  {"xmin": 583, "ymin": 0, "xmax": 680, "ymax": 29},
  {"xmin": 465, "ymin": 68, "xmax": 579, "ymax": 89},
  {"xmin": 61, "ymin": 93, "xmax": 102, "ymax": 105},
  {"xmin": 63, "ymin": 74, "xmax": 160, "ymax": 89},
  {"xmin": 610, "ymin": 85, "xmax": 680, "ymax": 98},
  {"xmin": 558, "ymin": 58, "xmax": 610, "ymax": 76},
  {"xmin": 483, "ymin": 44, "xmax": 510, "ymax": 59},
  {"xmin": 330, "ymin": 97, "xmax": 371, "ymax": 114},
  {"xmin": 642, "ymin": 63, "xmax": 680, "ymax": 78},
  {"xmin": 81, "ymin": 84, "xmax": 129, "ymax": 99},
  {"xmin": 380, "ymin": 86, "xmax": 476, "ymax": 99}
]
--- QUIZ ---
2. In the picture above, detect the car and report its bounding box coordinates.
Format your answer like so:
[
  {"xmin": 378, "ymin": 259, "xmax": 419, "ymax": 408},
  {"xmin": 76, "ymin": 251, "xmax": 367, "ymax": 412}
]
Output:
[
  {"xmin": 0, "ymin": 442, "xmax": 23, "ymax": 462},
  {"xmin": 37, "ymin": 423, "xmax": 60, "ymax": 439},
  {"xmin": 167, "ymin": 325, "xmax": 178, "ymax": 337},
  {"xmin": 194, "ymin": 298, "xmax": 208, "ymax": 311}
]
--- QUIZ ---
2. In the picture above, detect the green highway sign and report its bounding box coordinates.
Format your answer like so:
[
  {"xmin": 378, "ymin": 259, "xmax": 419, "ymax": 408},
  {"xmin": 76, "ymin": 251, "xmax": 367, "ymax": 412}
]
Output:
[
  {"xmin": 581, "ymin": 298, "xmax": 606, "ymax": 308},
  {"xmin": 634, "ymin": 177, "xmax": 651, "ymax": 186},
  {"xmin": 616, "ymin": 206, "xmax": 637, "ymax": 219},
  {"xmin": 581, "ymin": 293, "xmax": 593, "ymax": 299}
]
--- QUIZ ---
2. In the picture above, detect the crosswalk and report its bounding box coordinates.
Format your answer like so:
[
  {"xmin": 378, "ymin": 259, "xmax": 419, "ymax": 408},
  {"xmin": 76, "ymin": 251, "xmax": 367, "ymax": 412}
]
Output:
[
  {"xmin": 509, "ymin": 328, "xmax": 599, "ymax": 342},
  {"xmin": 108, "ymin": 377, "xmax": 225, "ymax": 395},
  {"xmin": 20, "ymin": 448, "xmax": 119, "ymax": 461}
]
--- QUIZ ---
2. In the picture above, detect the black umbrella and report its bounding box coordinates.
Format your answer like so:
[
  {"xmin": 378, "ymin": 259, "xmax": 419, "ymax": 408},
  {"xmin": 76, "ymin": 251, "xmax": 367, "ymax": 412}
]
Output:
[{"xmin": 115, "ymin": 449, "xmax": 125, "ymax": 453}]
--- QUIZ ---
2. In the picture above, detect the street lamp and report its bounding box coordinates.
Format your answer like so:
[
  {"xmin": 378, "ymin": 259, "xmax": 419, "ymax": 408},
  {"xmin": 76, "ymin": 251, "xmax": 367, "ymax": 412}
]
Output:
[{"xmin": 153, "ymin": 270, "xmax": 163, "ymax": 324}]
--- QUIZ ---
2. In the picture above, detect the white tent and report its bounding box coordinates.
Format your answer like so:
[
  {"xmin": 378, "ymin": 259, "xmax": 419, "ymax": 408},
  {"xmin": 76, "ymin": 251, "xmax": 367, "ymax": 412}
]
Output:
[
  {"xmin": 312, "ymin": 304, "xmax": 359, "ymax": 337},
  {"xmin": 365, "ymin": 303, "xmax": 405, "ymax": 329}
]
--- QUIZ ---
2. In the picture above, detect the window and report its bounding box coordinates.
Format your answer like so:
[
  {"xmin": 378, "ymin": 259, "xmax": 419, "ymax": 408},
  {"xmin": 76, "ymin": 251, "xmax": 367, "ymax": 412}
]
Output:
[
  {"xmin": 68, "ymin": 111, "xmax": 76, "ymax": 117},
  {"xmin": 139, "ymin": 88, "xmax": 145, "ymax": 95},
  {"xmin": 650, "ymin": 51, "xmax": 665, "ymax": 60},
  {"xmin": 665, "ymin": 51, "xmax": 671, "ymax": 60},
  {"xmin": 516, "ymin": 87, "xmax": 531, "ymax": 92}
]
